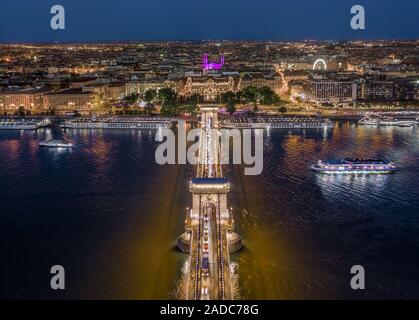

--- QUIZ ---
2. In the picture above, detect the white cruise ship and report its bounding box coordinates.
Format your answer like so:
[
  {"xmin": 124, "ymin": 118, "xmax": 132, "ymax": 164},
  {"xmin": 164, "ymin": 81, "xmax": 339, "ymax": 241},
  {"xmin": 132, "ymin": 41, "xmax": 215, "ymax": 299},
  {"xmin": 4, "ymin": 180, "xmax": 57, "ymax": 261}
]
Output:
[
  {"xmin": 311, "ymin": 158, "xmax": 397, "ymax": 174},
  {"xmin": 222, "ymin": 117, "xmax": 334, "ymax": 129},
  {"xmin": 359, "ymin": 115, "xmax": 416, "ymax": 127},
  {"xmin": 61, "ymin": 117, "xmax": 173, "ymax": 129},
  {"xmin": 0, "ymin": 118, "xmax": 51, "ymax": 130}
]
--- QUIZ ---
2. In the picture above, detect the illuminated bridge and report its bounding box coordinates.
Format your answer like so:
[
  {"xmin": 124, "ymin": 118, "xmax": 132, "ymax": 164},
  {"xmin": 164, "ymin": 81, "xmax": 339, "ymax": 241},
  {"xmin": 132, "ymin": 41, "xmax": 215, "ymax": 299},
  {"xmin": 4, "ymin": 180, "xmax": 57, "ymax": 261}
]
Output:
[{"xmin": 178, "ymin": 106, "xmax": 242, "ymax": 300}]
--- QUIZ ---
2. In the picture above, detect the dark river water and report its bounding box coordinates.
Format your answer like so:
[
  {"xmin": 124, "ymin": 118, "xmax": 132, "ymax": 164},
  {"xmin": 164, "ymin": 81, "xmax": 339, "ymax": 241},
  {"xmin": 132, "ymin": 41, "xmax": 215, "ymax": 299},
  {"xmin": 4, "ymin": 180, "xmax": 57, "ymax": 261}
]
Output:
[{"xmin": 1, "ymin": 121, "xmax": 419, "ymax": 299}]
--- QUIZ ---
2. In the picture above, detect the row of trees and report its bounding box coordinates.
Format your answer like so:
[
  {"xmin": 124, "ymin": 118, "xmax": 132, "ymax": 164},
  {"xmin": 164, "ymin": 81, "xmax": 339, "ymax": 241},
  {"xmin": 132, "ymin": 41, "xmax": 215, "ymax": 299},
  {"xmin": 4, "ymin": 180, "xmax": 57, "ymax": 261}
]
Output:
[
  {"xmin": 220, "ymin": 86, "xmax": 286, "ymax": 114},
  {"xmin": 10, "ymin": 106, "xmax": 57, "ymax": 117},
  {"xmin": 123, "ymin": 85, "xmax": 286, "ymax": 115},
  {"xmin": 124, "ymin": 88, "xmax": 201, "ymax": 115}
]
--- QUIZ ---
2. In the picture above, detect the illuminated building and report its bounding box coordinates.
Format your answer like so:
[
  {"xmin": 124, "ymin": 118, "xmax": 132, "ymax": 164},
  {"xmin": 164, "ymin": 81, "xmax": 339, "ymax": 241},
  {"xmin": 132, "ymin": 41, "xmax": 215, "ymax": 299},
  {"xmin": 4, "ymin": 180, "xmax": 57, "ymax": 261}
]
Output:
[
  {"xmin": 238, "ymin": 73, "xmax": 282, "ymax": 94},
  {"xmin": 202, "ymin": 54, "xmax": 225, "ymax": 71},
  {"xmin": 125, "ymin": 80, "xmax": 174, "ymax": 96},
  {"xmin": 108, "ymin": 83, "xmax": 127, "ymax": 101},
  {"xmin": 305, "ymin": 78, "xmax": 357, "ymax": 102},
  {"xmin": 357, "ymin": 78, "xmax": 419, "ymax": 101},
  {"xmin": 178, "ymin": 76, "xmax": 238, "ymax": 100},
  {"xmin": 0, "ymin": 89, "xmax": 49, "ymax": 113},
  {"xmin": 357, "ymin": 79, "xmax": 395, "ymax": 101},
  {"xmin": 43, "ymin": 88, "xmax": 97, "ymax": 113}
]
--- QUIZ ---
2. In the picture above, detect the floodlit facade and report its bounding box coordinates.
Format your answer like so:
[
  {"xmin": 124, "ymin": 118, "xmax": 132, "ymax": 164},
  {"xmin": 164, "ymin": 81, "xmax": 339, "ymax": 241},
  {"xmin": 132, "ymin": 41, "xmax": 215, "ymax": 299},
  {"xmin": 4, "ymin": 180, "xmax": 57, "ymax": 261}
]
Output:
[
  {"xmin": 0, "ymin": 89, "xmax": 48, "ymax": 113},
  {"xmin": 305, "ymin": 79, "xmax": 357, "ymax": 102},
  {"xmin": 43, "ymin": 88, "xmax": 96, "ymax": 113}
]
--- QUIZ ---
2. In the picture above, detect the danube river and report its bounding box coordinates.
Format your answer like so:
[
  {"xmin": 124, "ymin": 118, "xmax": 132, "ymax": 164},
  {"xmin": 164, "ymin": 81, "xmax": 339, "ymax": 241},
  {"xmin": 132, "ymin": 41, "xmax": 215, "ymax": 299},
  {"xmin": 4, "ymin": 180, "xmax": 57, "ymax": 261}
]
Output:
[{"xmin": 1, "ymin": 121, "xmax": 419, "ymax": 299}]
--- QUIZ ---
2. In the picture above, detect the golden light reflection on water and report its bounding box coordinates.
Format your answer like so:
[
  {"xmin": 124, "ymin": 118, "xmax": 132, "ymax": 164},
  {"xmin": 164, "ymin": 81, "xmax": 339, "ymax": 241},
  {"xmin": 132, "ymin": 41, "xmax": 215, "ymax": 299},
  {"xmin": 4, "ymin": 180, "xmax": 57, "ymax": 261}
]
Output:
[
  {"xmin": 25, "ymin": 124, "xmax": 419, "ymax": 298},
  {"xmin": 227, "ymin": 165, "xmax": 315, "ymax": 299},
  {"xmin": 2, "ymin": 122, "xmax": 418, "ymax": 299},
  {"xmin": 316, "ymin": 173, "xmax": 389, "ymax": 199},
  {"xmin": 172, "ymin": 255, "xmax": 190, "ymax": 299},
  {"xmin": 0, "ymin": 139, "xmax": 20, "ymax": 161},
  {"xmin": 56, "ymin": 124, "xmax": 419, "ymax": 299},
  {"xmin": 222, "ymin": 124, "xmax": 414, "ymax": 299}
]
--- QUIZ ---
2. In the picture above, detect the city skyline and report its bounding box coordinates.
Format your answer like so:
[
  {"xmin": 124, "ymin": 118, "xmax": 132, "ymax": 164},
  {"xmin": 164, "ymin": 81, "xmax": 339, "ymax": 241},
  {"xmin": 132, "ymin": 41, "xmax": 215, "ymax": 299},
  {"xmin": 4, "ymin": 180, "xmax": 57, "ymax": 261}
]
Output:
[
  {"xmin": 0, "ymin": 0, "xmax": 418, "ymax": 42},
  {"xmin": 1, "ymin": 40, "xmax": 418, "ymax": 116}
]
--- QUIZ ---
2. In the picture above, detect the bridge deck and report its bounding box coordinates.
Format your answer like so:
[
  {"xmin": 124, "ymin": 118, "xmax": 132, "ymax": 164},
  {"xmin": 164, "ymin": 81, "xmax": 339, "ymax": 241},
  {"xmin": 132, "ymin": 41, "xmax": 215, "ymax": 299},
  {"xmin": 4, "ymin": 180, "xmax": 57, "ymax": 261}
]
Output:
[{"xmin": 185, "ymin": 107, "xmax": 233, "ymax": 300}]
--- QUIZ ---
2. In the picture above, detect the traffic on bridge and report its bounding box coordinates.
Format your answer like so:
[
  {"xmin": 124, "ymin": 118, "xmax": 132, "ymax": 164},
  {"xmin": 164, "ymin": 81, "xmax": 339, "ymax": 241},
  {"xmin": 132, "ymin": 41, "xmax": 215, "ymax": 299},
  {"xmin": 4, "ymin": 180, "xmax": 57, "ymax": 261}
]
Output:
[{"xmin": 177, "ymin": 106, "xmax": 242, "ymax": 300}]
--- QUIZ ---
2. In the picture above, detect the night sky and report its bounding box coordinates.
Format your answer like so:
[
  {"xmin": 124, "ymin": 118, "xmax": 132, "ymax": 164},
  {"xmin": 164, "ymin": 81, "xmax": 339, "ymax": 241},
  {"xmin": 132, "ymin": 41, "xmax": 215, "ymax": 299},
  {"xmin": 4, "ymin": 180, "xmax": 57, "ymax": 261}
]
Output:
[{"xmin": 0, "ymin": 0, "xmax": 418, "ymax": 42}]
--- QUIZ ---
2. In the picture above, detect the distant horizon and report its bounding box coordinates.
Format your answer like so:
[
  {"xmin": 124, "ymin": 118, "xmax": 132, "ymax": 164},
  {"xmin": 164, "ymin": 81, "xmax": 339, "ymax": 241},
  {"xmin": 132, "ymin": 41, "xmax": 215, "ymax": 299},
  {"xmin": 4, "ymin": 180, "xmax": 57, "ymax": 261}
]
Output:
[
  {"xmin": 1, "ymin": 0, "xmax": 418, "ymax": 42},
  {"xmin": 1, "ymin": 38, "xmax": 418, "ymax": 45}
]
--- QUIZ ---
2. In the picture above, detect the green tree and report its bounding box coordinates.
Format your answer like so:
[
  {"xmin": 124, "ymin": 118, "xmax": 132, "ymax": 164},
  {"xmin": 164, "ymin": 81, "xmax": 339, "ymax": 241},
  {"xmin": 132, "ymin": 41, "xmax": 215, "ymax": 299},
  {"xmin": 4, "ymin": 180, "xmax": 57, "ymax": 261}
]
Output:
[
  {"xmin": 157, "ymin": 88, "xmax": 181, "ymax": 115},
  {"xmin": 220, "ymin": 91, "xmax": 238, "ymax": 114},
  {"xmin": 124, "ymin": 93, "xmax": 140, "ymax": 103},
  {"xmin": 258, "ymin": 86, "xmax": 280, "ymax": 105},
  {"xmin": 157, "ymin": 88, "xmax": 177, "ymax": 106},
  {"xmin": 18, "ymin": 106, "xmax": 26, "ymax": 117},
  {"xmin": 160, "ymin": 104, "xmax": 179, "ymax": 115},
  {"xmin": 227, "ymin": 100, "xmax": 236, "ymax": 115},
  {"xmin": 183, "ymin": 103, "xmax": 199, "ymax": 115},
  {"xmin": 241, "ymin": 86, "xmax": 258, "ymax": 104},
  {"xmin": 181, "ymin": 94, "xmax": 201, "ymax": 115},
  {"xmin": 183, "ymin": 94, "xmax": 202, "ymax": 106},
  {"xmin": 144, "ymin": 89, "xmax": 157, "ymax": 103},
  {"xmin": 220, "ymin": 91, "xmax": 237, "ymax": 104}
]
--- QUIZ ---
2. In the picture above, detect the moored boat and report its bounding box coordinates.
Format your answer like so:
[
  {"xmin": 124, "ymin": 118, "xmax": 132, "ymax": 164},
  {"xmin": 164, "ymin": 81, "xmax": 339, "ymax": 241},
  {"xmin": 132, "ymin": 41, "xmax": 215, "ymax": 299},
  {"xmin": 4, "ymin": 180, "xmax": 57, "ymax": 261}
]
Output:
[
  {"xmin": 359, "ymin": 115, "xmax": 415, "ymax": 127},
  {"xmin": 0, "ymin": 118, "xmax": 50, "ymax": 130},
  {"xmin": 60, "ymin": 117, "xmax": 173, "ymax": 129},
  {"xmin": 222, "ymin": 116, "xmax": 334, "ymax": 129}
]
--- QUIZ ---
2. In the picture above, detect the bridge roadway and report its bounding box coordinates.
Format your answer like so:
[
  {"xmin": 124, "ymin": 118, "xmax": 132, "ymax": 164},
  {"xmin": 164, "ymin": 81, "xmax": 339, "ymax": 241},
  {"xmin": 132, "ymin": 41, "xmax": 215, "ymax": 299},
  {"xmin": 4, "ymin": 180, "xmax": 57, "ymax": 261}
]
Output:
[
  {"xmin": 186, "ymin": 198, "xmax": 232, "ymax": 300},
  {"xmin": 185, "ymin": 110, "xmax": 232, "ymax": 300}
]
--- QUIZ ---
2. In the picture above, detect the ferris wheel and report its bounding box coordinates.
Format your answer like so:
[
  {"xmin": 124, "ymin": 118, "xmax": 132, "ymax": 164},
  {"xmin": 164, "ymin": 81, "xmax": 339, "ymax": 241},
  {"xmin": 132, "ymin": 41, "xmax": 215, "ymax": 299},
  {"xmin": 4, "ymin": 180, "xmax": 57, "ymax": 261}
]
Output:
[{"xmin": 313, "ymin": 58, "xmax": 327, "ymax": 71}]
